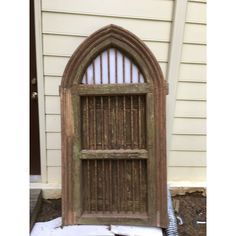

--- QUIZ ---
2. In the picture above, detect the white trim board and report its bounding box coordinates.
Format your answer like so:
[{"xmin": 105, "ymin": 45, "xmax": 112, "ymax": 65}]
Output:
[
  {"xmin": 34, "ymin": 0, "xmax": 47, "ymax": 182},
  {"xmin": 166, "ymin": 0, "xmax": 188, "ymax": 155},
  {"xmin": 30, "ymin": 175, "xmax": 42, "ymax": 183}
]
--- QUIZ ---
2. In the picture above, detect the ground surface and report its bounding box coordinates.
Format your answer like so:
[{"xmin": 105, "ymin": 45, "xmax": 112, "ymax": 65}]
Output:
[
  {"xmin": 172, "ymin": 192, "xmax": 206, "ymax": 236},
  {"xmin": 36, "ymin": 192, "xmax": 206, "ymax": 236}
]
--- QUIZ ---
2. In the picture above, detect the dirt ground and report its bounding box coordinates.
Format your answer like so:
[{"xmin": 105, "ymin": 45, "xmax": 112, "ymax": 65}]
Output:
[
  {"xmin": 172, "ymin": 192, "xmax": 206, "ymax": 236},
  {"xmin": 36, "ymin": 192, "xmax": 206, "ymax": 236}
]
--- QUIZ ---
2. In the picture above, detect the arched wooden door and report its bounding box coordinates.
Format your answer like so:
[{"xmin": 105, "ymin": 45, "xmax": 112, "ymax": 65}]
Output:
[{"xmin": 60, "ymin": 25, "xmax": 168, "ymax": 227}]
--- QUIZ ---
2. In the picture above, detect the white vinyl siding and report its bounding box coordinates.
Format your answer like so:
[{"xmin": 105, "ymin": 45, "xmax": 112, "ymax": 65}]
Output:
[
  {"xmin": 176, "ymin": 82, "xmax": 206, "ymax": 101},
  {"xmin": 186, "ymin": 2, "xmax": 206, "ymax": 24},
  {"xmin": 179, "ymin": 64, "xmax": 206, "ymax": 82},
  {"xmin": 181, "ymin": 44, "xmax": 206, "ymax": 64},
  {"xmin": 42, "ymin": 13, "xmax": 171, "ymax": 42},
  {"xmin": 169, "ymin": 151, "xmax": 206, "ymax": 167},
  {"xmin": 46, "ymin": 115, "xmax": 61, "ymax": 132},
  {"xmin": 46, "ymin": 133, "xmax": 61, "ymax": 149},
  {"xmin": 41, "ymin": 0, "xmax": 174, "ymax": 22},
  {"xmin": 39, "ymin": 0, "xmax": 206, "ymax": 186},
  {"xmin": 168, "ymin": 167, "xmax": 206, "ymax": 182},
  {"xmin": 45, "ymin": 76, "xmax": 61, "ymax": 96},
  {"xmin": 47, "ymin": 167, "xmax": 61, "ymax": 183},
  {"xmin": 184, "ymin": 24, "xmax": 206, "ymax": 44},
  {"xmin": 47, "ymin": 150, "xmax": 61, "ymax": 167},
  {"xmin": 175, "ymin": 101, "xmax": 206, "ymax": 118},
  {"xmin": 45, "ymin": 96, "xmax": 60, "ymax": 114},
  {"xmin": 173, "ymin": 118, "xmax": 206, "ymax": 135},
  {"xmin": 169, "ymin": 0, "xmax": 206, "ymax": 183},
  {"xmin": 41, "ymin": 0, "xmax": 174, "ymax": 186}
]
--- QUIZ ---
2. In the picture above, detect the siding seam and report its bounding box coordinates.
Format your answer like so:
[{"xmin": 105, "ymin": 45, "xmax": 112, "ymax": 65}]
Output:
[
  {"xmin": 41, "ymin": 9, "xmax": 173, "ymax": 22},
  {"xmin": 42, "ymin": 32, "xmax": 171, "ymax": 43}
]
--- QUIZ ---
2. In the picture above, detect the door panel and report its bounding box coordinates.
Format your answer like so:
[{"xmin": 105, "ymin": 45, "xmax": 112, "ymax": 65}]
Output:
[
  {"xmin": 80, "ymin": 94, "xmax": 148, "ymax": 216},
  {"xmin": 82, "ymin": 159, "xmax": 147, "ymax": 213},
  {"xmin": 81, "ymin": 95, "xmax": 146, "ymax": 149}
]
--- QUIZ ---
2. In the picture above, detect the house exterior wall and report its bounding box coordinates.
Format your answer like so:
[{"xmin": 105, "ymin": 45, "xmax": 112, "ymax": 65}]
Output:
[
  {"xmin": 32, "ymin": 0, "xmax": 206, "ymax": 197},
  {"xmin": 168, "ymin": 0, "xmax": 206, "ymax": 184}
]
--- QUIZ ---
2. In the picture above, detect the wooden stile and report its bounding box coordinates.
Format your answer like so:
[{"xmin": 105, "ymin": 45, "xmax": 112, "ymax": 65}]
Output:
[{"xmin": 60, "ymin": 25, "xmax": 168, "ymax": 227}]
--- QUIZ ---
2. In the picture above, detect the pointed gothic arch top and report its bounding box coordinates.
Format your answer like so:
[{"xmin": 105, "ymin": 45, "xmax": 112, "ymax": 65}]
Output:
[
  {"xmin": 61, "ymin": 24, "xmax": 167, "ymax": 93},
  {"xmin": 60, "ymin": 24, "xmax": 169, "ymax": 228}
]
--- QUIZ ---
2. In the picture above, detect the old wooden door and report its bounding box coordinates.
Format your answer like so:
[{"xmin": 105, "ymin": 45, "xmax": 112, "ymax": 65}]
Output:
[{"xmin": 61, "ymin": 25, "xmax": 168, "ymax": 228}]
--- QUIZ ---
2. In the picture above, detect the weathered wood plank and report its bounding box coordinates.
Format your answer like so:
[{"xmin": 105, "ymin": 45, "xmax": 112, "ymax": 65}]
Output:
[
  {"xmin": 80, "ymin": 149, "xmax": 148, "ymax": 159},
  {"xmin": 72, "ymin": 84, "xmax": 151, "ymax": 95}
]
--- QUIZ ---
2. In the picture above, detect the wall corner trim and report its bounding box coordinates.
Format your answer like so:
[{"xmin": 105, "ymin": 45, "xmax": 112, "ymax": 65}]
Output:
[
  {"xmin": 166, "ymin": 0, "xmax": 188, "ymax": 155},
  {"xmin": 34, "ymin": 0, "xmax": 47, "ymax": 183}
]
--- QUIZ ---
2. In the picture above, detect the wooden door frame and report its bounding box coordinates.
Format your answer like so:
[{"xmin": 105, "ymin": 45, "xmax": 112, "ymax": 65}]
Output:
[
  {"xmin": 32, "ymin": 0, "xmax": 47, "ymax": 182},
  {"xmin": 30, "ymin": 0, "xmax": 41, "ymax": 175},
  {"xmin": 60, "ymin": 24, "xmax": 168, "ymax": 227}
]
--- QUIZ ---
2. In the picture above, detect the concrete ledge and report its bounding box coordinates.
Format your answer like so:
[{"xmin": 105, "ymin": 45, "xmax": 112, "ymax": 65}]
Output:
[
  {"xmin": 30, "ymin": 189, "xmax": 42, "ymax": 231},
  {"xmin": 30, "ymin": 183, "xmax": 61, "ymax": 199},
  {"xmin": 169, "ymin": 181, "xmax": 206, "ymax": 196}
]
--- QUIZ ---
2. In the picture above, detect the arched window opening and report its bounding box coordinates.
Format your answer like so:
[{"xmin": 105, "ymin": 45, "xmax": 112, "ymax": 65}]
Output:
[{"xmin": 81, "ymin": 48, "xmax": 144, "ymax": 85}]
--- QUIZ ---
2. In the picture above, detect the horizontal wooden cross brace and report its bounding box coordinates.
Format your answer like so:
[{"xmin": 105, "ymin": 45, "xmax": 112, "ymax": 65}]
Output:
[{"xmin": 80, "ymin": 149, "xmax": 148, "ymax": 159}]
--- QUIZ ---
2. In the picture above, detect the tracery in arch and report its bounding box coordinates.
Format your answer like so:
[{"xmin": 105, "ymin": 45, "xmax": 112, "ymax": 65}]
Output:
[{"xmin": 81, "ymin": 48, "xmax": 145, "ymax": 85}]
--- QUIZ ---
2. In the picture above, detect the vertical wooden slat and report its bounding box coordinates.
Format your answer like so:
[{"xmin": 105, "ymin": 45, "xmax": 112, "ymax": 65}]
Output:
[
  {"xmin": 111, "ymin": 97, "xmax": 115, "ymax": 149},
  {"xmin": 89, "ymin": 97, "xmax": 93, "ymax": 150},
  {"xmin": 94, "ymin": 159, "xmax": 98, "ymax": 212},
  {"xmin": 138, "ymin": 96, "xmax": 141, "ymax": 149},
  {"xmin": 117, "ymin": 160, "xmax": 120, "ymax": 213},
  {"xmin": 107, "ymin": 49, "xmax": 110, "ymax": 84},
  {"xmin": 100, "ymin": 54, "xmax": 103, "ymax": 84},
  {"xmin": 138, "ymin": 70, "xmax": 140, "ymax": 83},
  {"xmin": 115, "ymin": 96, "xmax": 119, "ymax": 148},
  {"xmin": 101, "ymin": 97, "xmax": 104, "ymax": 149},
  {"xmin": 102, "ymin": 159, "xmax": 105, "ymax": 212},
  {"xmin": 109, "ymin": 159, "xmax": 112, "ymax": 213},
  {"xmin": 124, "ymin": 159, "xmax": 127, "ymax": 212},
  {"xmin": 132, "ymin": 160, "xmax": 135, "ymax": 213},
  {"xmin": 115, "ymin": 49, "xmax": 118, "ymax": 84},
  {"xmin": 92, "ymin": 61, "xmax": 95, "ymax": 84},
  {"xmin": 141, "ymin": 96, "xmax": 146, "ymax": 149},
  {"xmin": 93, "ymin": 97, "xmax": 96, "ymax": 149},
  {"xmin": 120, "ymin": 97, "xmax": 124, "ymax": 148},
  {"xmin": 123, "ymin": 96, "xmax": 126, "ymax": 149},
  {"xmin": 104, "ymin": 97, "xmax": 108, "ymax": 149},
  {"xmin": 87, "ymin": 160, "xmax": 91, "ymax": 212},
  {"xmin": 131, "ymin": 96, "xmax": 134, "ymax": 149},
  {"xmin": 139, "ymin": 160, "xmax": 142, "ymax": 212},
  {"xmin": 108, "ymin": 96, "xmax": 111, "ymax": 149},
  {"xmin": 122, "ymin": 55, "xmax": 125, "ymax": 83},
  {"xmin": 130, "ymin": 61, "xmax": 133, "ymax": 83},
  {"xmin": 86, "ymin": 97, "xmax": 89, "ymax": 149}
]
